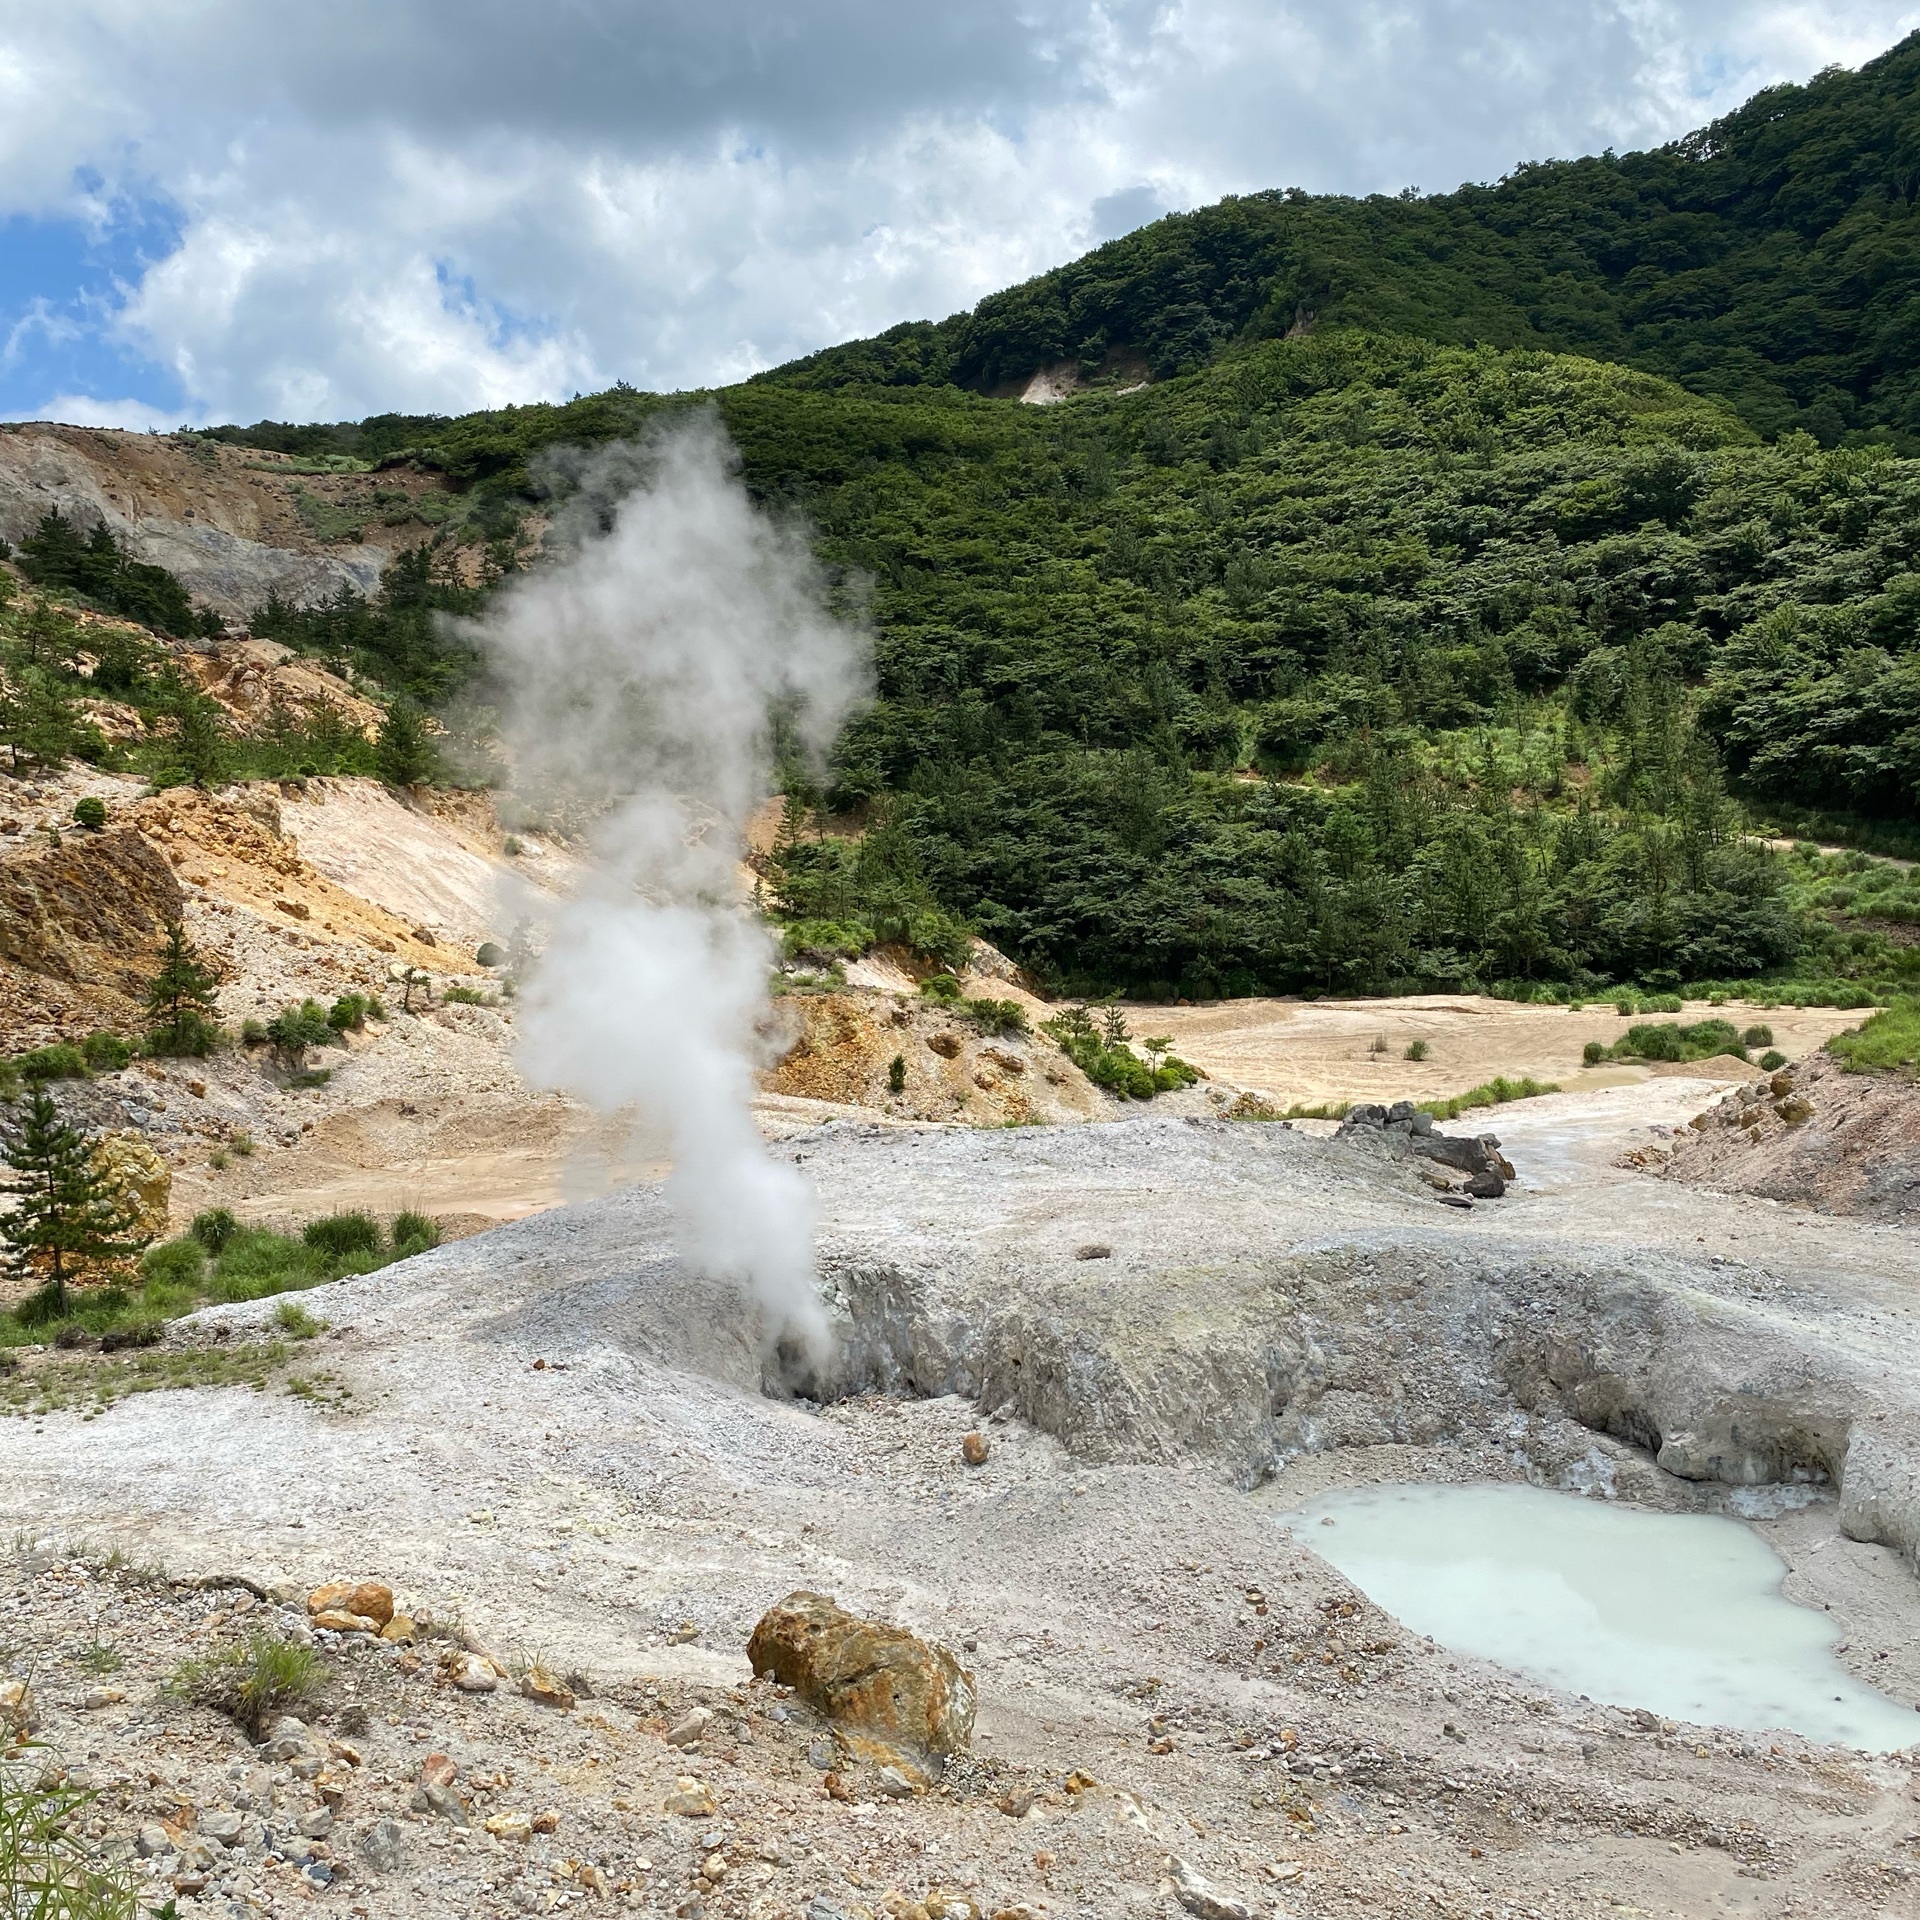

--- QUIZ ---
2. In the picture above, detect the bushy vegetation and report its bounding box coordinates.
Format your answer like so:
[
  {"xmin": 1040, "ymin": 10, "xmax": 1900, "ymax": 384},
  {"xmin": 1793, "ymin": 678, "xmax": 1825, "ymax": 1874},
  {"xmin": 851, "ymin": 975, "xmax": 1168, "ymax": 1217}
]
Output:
[
  {"xmin": 1417, "ymin": 1075, "xmax": 1558, "ymax": 1120},
  {"xmin": 14, "ymin": 509, "xmax": 210, "ymax": 638},
  {"xmin": 1827, "ymin": 998, "xmax": 1920, "ymax": 1071},
  {"xmin": 1585, "ymin": 1018, "xmax": 1752, "ymax": 1067},
  {"xmin": 168, "ymin": 1631, "xmax": 324, "ymax": 1732},
  {"xmin": 1040, "ymin": 1003, "xmax": 1198, "ymax": 1098},
  {"xmin": 0, "ymin": 1208, "xmax": 442, "ymax": 1351}
]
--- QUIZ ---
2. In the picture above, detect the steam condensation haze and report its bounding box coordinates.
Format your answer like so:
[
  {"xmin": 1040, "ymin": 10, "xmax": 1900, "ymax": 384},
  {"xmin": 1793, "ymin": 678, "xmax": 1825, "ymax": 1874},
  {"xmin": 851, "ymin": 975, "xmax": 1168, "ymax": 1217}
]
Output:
[{"xmin": 467, "ymin": 413, "xmax": 869, "ymax": 1354}]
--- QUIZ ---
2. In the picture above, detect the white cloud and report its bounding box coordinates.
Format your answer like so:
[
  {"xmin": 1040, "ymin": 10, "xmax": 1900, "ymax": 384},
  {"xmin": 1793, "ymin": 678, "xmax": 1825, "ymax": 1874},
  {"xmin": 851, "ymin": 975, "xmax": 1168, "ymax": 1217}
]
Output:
[{"xmin": 3, "ymin": 0, "xmax": 1918, "ymax": 420}]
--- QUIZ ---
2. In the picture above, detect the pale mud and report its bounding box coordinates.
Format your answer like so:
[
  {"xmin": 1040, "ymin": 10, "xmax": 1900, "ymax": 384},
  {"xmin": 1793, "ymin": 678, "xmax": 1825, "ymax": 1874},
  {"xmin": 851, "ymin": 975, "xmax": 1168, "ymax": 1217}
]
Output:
[{"xmin": 7, "ymin": 1102, "xmax": 1920, "ymax": 1917}]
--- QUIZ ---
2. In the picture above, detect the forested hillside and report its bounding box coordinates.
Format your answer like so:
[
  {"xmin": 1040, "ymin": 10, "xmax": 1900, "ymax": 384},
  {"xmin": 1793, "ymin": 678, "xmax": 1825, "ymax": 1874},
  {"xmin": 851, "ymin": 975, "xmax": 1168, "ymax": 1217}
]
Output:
[
  {"xmin": 111, "ymin": 36, "xmax": 1920, "ymax": 1000},
  {"xmin": 763, "ymin": 31, "xmax": 1920, "ymax": 450}
]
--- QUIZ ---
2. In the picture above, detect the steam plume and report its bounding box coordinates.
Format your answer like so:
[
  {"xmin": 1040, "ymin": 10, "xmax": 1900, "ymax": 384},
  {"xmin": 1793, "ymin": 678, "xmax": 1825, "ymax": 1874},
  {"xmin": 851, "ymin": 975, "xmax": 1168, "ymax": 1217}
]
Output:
[{"xmin": 467, "ymin": 413, "xmax": 868, "ymax": 1355}]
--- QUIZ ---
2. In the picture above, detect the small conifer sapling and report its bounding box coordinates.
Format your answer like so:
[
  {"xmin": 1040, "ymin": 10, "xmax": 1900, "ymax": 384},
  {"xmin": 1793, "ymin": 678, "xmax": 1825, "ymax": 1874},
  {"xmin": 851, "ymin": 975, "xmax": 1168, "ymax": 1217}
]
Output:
[{"xmin": 0, "ymin": 1087, "xmax": 140, "ymax": 1316}]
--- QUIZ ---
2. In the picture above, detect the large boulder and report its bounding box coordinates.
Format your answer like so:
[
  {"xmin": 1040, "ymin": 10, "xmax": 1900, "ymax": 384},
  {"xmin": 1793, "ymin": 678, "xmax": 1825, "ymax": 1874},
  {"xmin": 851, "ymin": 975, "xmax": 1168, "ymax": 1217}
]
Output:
[
  {"xmin": 93, "ymin": 1132, "xmax": 171, "ymax": 1243},
  {"xmin": 746, "ymin": 1591, "xmax": 975, "ymax": 1777}
]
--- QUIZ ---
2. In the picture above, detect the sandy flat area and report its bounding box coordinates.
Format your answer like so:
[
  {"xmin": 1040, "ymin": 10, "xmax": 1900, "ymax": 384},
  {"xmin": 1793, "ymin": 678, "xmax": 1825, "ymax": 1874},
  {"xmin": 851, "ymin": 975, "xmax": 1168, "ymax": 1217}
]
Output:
[{"xmin": 1133, "ymin": 993, "xmax": 1863, "ymax": 1108}]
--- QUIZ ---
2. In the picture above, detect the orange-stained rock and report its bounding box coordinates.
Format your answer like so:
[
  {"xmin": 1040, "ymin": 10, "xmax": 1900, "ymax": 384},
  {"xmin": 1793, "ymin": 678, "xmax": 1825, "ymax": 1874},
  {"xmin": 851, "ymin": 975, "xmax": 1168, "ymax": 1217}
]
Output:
[
  {"xmin": 344, "ymin": 1581, "xmax": 395, "ymax": 1627},
  {"xmin": 306, "ymin": 1582, "xmax": 352, "ymax": 1615},
  {"xmin": 747, "ymin": 1591, "xmax": 974, "ymax": 1775}
]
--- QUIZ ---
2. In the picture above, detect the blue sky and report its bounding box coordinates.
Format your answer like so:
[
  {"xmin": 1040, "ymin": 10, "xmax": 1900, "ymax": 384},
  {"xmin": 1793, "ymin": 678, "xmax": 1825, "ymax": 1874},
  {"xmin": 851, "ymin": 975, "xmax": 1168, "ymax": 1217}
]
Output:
[{"xmin": 1, "ymin": 1, "xmax": 1916, "ymax": 428}]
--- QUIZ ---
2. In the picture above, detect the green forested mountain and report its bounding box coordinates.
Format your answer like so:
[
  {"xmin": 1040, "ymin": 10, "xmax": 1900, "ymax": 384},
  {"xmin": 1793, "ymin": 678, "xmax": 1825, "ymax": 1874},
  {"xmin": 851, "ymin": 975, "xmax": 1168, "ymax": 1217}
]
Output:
[
  {"xmin": 764, "ymin": 32, "xmax": 1920, "ymax": 449},
  {"xmin": 187, "ymin": 37, "xmax": 1920, "ymax": 999}
]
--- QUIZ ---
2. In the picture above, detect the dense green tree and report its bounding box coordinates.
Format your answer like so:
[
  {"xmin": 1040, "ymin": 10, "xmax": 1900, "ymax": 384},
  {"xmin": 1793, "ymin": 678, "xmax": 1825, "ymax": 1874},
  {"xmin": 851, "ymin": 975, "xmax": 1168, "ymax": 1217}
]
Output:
[
  {"xmin": 0, "ymin": 1088, "xmax": 141, "ymax": 1316},
  {"xmin": 144, "ymin": 920, "xmax": 222, "ymax": 1057}
]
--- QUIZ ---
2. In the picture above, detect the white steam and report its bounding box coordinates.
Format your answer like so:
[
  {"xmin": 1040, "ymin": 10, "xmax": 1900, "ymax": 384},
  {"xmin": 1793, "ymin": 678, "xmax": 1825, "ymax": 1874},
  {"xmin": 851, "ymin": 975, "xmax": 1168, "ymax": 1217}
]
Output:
[{"xmin": 468, "ymin": 414, "xmax": 868, "ymax": 1356}]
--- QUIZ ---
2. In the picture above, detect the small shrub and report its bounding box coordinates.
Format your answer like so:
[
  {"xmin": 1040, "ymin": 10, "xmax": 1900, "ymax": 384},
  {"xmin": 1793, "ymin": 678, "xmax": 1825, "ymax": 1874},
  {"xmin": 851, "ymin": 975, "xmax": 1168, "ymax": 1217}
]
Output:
[
  {"xmin": 142, "ymin": 1237, "xmax": 206, "ymax": 1288},
  {"xmin": 230, "ymin": 1129, "xmax": 256, "ymax": 1157},
  {"xmin": 1759, "ymin": 1048, "xmax": 1787, "ymax": 1070},
  {"xmin": 887, "ymin": 1053, "xmax": 907, "ymax": 1094},
  {"xmin": 1582, "ymin": 1040, "xmax": 1606, "ymax": 1065},
  {"xmin": 208, "ymin": 1149, "xmax": 230, "ymax": 1171},
  {"xmin": 443, "ymin": 985, "xmax": 492, "ymax": 1006},
  {"xmin": 963, "ymin": 996, "xmax": 1028, "ymax": 1037},
  {"xmin": 502, "ymin": 836, "xmax": 523, "ymax": 856},
  {"xmin": 167, "ymin": 1631, "xmax": 322, "ymax": 1732},
  {"xmin": 1741, "ymin": 1024, "xmax": 1774, "ymax": 1049},
  {"xmin": 190, "ymin": 1207, "xmax": 238, "ymax": 1254},
  {"xmin": 1403, "ymin": 1039, "xmax": 1429, "ymax": 1062},
  {"xmin": 80, "ymin": 1031, "xmax": 133, "ymax": 1072},
  {"xmin": 390, "ymin": 1210, "xmax": 440, "ymax": 1255},
  {"xmin": 265, "ymin": 999, "xmax": 333, "ymax": 1068},
  {"xmin": 365, "ymin": 996, "xmax": 387, "ymax": 1022},
  {"xmin": 241, "ymin": 1018, "xmax": 267, "ymax": 1046},
  {"xmin": 13, "ymin": 1043, "xmax": 88, "ymax": 1083},
  {"xmin": 272, "ymin": 1300, "xmax": 324, "ymax": 1339},
  {"xmin": 70, "ymin": 795, "xmax": 106, "ymax": 830},
  {"xmin": 144, "ymin": 1007, "xmax": 219, "ymax": 1058},
  {"xmin": 918, "ymin": 974, "xmax": 963, "ymax": 1005},
  {"xmin": 326, "ymin": 993, "xmax": 368, "ymax": 1031},
  {"xmin": 302, "ymin": 1212, "xmax": 381, "ymax": 1259}
]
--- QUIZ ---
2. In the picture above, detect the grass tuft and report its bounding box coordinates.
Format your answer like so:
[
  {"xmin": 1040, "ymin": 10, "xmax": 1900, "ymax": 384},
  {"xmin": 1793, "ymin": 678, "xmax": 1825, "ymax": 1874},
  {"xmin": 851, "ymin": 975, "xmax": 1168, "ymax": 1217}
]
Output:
[
  {"xmin": 1826, "ymin": 998, "xmax": 1920, "ymax": 1073},
  {"xmin": 167, "ymin": 1631, "xmax": 323, "ymax": 1733},
  {"xmin": 0, "ymin": 1756, "xmax": 135, "ymax": 1919}
]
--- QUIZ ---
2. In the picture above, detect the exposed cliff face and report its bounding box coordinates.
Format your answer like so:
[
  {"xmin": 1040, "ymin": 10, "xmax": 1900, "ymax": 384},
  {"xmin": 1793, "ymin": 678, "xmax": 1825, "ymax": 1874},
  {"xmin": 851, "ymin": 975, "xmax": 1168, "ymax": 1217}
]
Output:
[
  {"xmin": 0, "ymin": 823, "xmax": 184, "ymax": 1034},
  {"xmin": 0, "ymin": 423, "xmax": 460, "ymax": 619}
]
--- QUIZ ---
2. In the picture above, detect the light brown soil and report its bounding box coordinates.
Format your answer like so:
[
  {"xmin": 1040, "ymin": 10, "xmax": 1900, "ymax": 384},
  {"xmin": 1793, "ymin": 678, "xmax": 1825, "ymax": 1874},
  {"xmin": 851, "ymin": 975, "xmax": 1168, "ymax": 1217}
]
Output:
[{"xmin": 1131, "ymin": 993, "xmax": 1863, "ymax": 1109}]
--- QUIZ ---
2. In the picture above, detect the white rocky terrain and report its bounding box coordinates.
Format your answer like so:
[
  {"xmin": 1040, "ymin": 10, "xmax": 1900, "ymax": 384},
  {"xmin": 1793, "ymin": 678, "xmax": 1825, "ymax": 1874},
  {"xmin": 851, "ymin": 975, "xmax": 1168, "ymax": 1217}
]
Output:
[{"xmin": 4, "ymin": 1094, "xmax": 1919, "ymax": 1920}]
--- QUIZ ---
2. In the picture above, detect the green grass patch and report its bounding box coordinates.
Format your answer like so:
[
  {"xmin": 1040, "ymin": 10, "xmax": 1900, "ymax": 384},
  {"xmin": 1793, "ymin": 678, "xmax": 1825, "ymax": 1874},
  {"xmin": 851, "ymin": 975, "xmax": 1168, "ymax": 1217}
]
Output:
[
  {"xmin": 0, "ymin": 1339, "xmax": 350, "ymax": 1419},
  {"xmin": 1418, "ymin": 1075, "xmax": 1559, "ymax": 1120},
  {"xmin": 0, "ymin": 1209, "xmax": 440, "ymax": 1355},
  {"xmin": 1826, "ymin": 999, "xmax": 1920, "ymax": 1073},
  {"xmin": 168, "ymin": 1630, "xmax": 325, "ymax": 1732},
  {"xmin": 1585, "ymin": 1018, "xmax": 1750, "ymax": 1068}
]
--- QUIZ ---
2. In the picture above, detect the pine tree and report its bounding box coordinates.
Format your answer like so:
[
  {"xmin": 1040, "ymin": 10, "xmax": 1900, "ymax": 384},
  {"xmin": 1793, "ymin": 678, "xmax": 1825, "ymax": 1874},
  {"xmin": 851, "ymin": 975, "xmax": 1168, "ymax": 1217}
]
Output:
[
  {"xmin": 145, "ymin": 919, "xmax": 220, "ymax": 1056},
  {"xmin": 0, "ymin": 1089, "xmax": 138, "ymax": 1317},
  {"xmin": 375, "ymin": 698, "xmax": 437, "ymax": 787}
]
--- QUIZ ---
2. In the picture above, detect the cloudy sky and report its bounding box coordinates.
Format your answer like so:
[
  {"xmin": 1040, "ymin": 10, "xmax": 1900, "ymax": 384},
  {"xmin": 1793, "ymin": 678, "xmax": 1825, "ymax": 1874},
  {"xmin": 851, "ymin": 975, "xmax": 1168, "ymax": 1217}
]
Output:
[{"xmin": 1, "ymin": 1, "xmax": 1916, "ymax": 429}]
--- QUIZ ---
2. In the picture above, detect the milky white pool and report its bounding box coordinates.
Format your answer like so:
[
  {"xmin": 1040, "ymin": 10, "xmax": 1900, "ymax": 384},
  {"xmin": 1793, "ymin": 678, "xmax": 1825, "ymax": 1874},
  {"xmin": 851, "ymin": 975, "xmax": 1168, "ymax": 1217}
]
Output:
[{"xmin": 1282, "ymin": 1481, "xmax": 1919, "ymax": 1751}]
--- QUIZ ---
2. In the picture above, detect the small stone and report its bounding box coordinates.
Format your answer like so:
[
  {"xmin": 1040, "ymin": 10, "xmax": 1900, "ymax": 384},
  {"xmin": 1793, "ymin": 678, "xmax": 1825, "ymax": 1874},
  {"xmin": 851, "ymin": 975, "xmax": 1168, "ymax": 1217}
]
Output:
[
  {"xmin": 343, "ymin": 1581, "xmax": 394, "ymax": 1626},
  {"xmin": 1063, "ymin": 1769, "xmax": 1097, "ymax": 1793},
  {"xmin": 669, "ymin": 1622, "xmax": 701, "ymax": 1645},
  {"xmin": 312, "ymin": 1609, "xmax": 379, "ymax": 1635},
  {"xmin": 1168, "ymin": 1856, "xmax": 1251, "ymax": 1920},
  {"xmin": 927, "ymin": 1031, "xmax": 962, "ymax": 1058},
  {"xmin": 447, "ymin": 1651, "xmax": 499, "ymax": 1693},
  {"xmin": 806, "ymin": 1901, "xmax": 854, "ymax": 1920},
  {"xmin": 665, "ymin": 1777, "xmax": 717, "ymax": 1818},
  {"xmin": 199, "ymin": 1811, "xmax": 245, "ymax": 1847},
  {"xmin": 531, "ymin": 1809, "xmax": 560, "ymax": 1835},
  {"xmin": 82, "ymin": 1686, "xmax": 125, "ymax": 1710},
  {"xmin": 960, "ymin": 1433, "xmax": 989, "ymax": 1468},
  {"xmin": 302, "ymin": 1860, "xmax": 334, "ymax": 1887},
  {"xmin": 359, "ymin": 1821, "xmax": 405, "ymax": 1874},
  {"xmin": 380, "ymin": 1615, "xmax": 418, "ymax": 1644},
  {"xmin": 666, "ymin": 1708, "xmax": 713, "ymax": 1749},
  {"xmin": 297, "ymin": 1807, "xmax": 334, "ymax": 1839},
  {"xmin": 876, "ymin": 1766, "xmax": 915, "ymax": 1799},
  {"xmin": 485, "ymin": 1811, "xmax": 533, "ymax": 1843},
  {"xmin": 306, "ymin": 1581, "xmax": 353, "ymax": 1615},
  {"xmin": 0, "ymin": 1679, "xmax": 33, "ymax": 1733},
  {"xmin": 519, "ymin": 1664, "xmax": 576, "ymax": 1710},
  {"xmin": 420, "ymin": 1754, "xmax": 458, "ymax": 1789},
  {"xmin": 996, "ymin": 1787, "xmax": 1035, "ymax": 1819},
  {"xmin": 136, "ymin": 1824, "xmax": 175, "ymax": 1859},
  {"xmin": 807, "ymin": 1737, "xmax": 837, "ymax": 1770},
  {"xmin": 424, "ymin": 1782, "xmax": 470, "ymax": 1827}
]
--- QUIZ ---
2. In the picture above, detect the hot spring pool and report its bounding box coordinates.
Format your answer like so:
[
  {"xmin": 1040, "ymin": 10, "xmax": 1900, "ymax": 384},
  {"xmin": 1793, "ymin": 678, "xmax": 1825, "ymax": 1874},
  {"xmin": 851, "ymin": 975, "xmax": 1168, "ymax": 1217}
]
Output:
[{"xmin": 1282, "ymin": 1481, "xmax": 1919, "ymax": 1751}]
